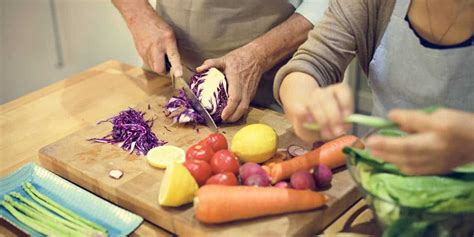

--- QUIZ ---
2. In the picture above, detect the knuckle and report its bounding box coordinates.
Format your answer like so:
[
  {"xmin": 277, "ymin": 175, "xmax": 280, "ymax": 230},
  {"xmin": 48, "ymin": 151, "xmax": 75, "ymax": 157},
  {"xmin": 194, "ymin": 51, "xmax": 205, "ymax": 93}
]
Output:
[{"xmin": 162, "ymin": 32, "xmax": 175, "ymax": 42}]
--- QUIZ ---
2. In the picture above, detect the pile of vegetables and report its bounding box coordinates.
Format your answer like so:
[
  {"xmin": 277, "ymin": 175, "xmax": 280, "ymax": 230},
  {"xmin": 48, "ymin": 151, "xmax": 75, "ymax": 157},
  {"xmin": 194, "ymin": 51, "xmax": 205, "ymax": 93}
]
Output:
[
  {"xmin": 1, "ymin": 182, "xmax": 107, "ymax": 236},
  {"xmin": 89, "ymin": 108, "xmax": 166, "ymax": 155},
  {"xmin": 177, "ymin": 130, "xmax": 360, "ymax": 223},
  {"xmin": 156, "ymin": 124, "xmax": 367, "ymax": 223},
  {"xmin": 344, "ymin": 129, "xmax": 474, "ymax": 237},
  {"xmin": 164, "ymin": 68, "xmax": 228, "ymax": 125}
]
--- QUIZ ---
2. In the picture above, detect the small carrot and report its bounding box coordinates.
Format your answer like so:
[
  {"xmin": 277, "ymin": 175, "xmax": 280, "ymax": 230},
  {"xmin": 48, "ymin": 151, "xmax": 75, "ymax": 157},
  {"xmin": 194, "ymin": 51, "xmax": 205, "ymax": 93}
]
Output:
[
  {"xmin": 269, "ymin": 135, "xmax": 362, "ymax": 183},
  {"xmin": 194, "ymin": 185, "xmax": 327, "ymax": 224}
]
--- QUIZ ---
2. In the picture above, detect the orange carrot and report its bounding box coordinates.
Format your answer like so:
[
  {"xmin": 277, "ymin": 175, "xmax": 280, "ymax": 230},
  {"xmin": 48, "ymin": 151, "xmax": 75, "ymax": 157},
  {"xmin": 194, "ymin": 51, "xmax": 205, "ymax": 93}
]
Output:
[
  {"xmin": 194, "ymin": 185, "xmax": 327, "ymax": 224},
  {"xmin": 269, "ymin": 135, "xmax": 362, "ymax": 183}
]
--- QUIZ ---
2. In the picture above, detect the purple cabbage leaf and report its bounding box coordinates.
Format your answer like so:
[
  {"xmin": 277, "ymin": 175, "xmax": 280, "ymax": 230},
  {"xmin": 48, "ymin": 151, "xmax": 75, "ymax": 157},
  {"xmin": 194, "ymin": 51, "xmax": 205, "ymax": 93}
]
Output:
[
  {"xmin": 89, "ymin": 108, "xmax": 166, "ymax": 155},
  {"xmin": 164, "ymin": 68, "xmax": 228, "ymax": 125}
]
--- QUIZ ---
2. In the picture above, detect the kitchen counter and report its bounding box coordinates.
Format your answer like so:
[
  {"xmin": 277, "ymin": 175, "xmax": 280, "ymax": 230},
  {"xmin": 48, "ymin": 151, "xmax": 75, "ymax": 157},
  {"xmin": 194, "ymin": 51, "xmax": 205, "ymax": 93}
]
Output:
[{"xmin": 0, "ymin": 60, "xmax": 380, "ymax": 236}]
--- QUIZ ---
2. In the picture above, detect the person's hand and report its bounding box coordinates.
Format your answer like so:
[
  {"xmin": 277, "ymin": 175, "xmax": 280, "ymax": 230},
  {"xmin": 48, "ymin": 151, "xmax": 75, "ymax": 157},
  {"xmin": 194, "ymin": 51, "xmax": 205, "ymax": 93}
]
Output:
[
  {"xmin": 128, "ymin": 13, "xmax": 182, "ymax": 77},
  {"xmin": 366, "ymin": 108, "xmax": 474, "ymax": 175},
  {"xmin": 196, "ymin": 45, "xmax": 264, "ymax": 122},
  {"xmin": 280, "ymin": 73, "xmax": 353, "ymax": 143}
]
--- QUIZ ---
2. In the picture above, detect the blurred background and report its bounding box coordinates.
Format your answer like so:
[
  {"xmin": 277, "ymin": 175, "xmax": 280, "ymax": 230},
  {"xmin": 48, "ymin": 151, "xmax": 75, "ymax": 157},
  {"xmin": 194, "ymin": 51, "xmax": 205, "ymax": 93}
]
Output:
[{"xmin": 0, "ymin": 0, "xmax": 371, "ymax": 118}]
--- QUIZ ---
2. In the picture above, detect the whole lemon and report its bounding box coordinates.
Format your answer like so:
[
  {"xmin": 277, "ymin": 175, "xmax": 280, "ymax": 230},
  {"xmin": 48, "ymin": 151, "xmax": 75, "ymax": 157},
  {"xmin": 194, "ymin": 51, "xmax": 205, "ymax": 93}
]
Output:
[{"xmin": 231, "ymin": 123, "xmax": 278, "ymax": 163}]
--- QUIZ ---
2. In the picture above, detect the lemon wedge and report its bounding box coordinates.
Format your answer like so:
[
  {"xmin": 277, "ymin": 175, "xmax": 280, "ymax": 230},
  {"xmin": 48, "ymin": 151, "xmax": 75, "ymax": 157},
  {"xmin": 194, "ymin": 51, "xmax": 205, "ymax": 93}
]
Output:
[
  {"xmin": 147, "ymin": 145, "xmax": 185, "ymax": 169},
  {"xmin": 159, "ymin": 162, "xmax": 199, "ymax": 207}
]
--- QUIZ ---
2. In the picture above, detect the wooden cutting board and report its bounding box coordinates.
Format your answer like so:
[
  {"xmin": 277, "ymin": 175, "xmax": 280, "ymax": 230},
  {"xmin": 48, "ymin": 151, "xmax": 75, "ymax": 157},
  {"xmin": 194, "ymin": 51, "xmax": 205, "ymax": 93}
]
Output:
[{"xmin": 38, "ymin": 91, "xmax": 360, "ymax": 236}]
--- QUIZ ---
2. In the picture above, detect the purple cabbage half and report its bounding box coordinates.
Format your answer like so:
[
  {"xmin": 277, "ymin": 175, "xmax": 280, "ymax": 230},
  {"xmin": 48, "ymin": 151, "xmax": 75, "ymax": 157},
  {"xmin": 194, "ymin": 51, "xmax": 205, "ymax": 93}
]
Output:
[
  {"xmin": 89, "ymin": 108, "xmax": 166, "ymax": 155},
  {"xmin": 164, "ymin": 68, "xmax": 228, "ymax": 124}
]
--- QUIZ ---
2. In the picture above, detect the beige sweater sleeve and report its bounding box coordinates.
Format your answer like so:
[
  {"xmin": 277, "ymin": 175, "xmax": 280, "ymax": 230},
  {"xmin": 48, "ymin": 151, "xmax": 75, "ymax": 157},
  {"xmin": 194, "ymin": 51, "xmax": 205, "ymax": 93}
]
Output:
[{"xmin": 273, "ymin": 0, "xmax": 395, "ymax": 105}]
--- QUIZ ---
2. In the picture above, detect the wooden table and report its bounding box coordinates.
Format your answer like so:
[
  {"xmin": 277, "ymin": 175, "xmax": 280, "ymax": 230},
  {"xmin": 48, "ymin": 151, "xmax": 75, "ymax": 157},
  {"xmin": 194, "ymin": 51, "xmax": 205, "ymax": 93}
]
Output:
[{"xmin": 0, "ymin": 61, "xmax": 380, "ymax": 236}]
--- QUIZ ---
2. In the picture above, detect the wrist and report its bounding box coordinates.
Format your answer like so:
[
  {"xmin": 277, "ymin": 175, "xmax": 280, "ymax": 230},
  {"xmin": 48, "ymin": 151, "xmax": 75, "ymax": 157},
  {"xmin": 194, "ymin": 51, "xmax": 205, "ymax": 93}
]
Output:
[
  {"xmin": 280, "ymin": 72, "xmax": 318, "ymax": 108},
  {"xmin": 244, "ymin": 41, "xmax": 270, "ymax": 71}
]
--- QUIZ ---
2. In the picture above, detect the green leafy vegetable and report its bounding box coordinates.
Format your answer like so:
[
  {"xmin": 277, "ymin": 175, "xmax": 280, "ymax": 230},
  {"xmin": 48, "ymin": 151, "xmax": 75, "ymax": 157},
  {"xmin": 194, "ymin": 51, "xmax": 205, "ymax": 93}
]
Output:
[{"xmin": 344, "ymin": 128, "xmax": 474, "ymax": 237}]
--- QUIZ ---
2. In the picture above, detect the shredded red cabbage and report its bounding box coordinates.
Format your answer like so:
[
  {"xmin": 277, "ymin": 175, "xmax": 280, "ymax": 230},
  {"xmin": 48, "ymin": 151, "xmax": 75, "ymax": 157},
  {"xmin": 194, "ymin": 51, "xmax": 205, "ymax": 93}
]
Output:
[
  {"xmin": 89, "ymin": 108, "xmax": 166, "ymax": 155},
  {"xmin": 164, "ymin": 68, "xmax": 228, "ymax": 124}
]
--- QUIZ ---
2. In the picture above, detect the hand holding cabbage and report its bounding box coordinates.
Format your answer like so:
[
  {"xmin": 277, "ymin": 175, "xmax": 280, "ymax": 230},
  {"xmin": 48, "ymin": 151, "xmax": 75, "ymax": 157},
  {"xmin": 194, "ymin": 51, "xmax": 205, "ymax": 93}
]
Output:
[{"xmin": 196, "ymin": 43, "xmax": 265, "ymax": 122}]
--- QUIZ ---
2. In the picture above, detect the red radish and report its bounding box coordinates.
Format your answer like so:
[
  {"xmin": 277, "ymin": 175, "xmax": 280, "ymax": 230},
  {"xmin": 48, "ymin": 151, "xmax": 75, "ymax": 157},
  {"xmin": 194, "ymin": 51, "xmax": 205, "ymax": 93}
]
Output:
[
  {"xmin": 313, "ymin": 164, "xmax": 333, "ymax": 188},
  {"xmin": 274, "ymin": 181, "xmax": 292, "ymax": 189},
  {"xmin": 291, "ymin": 171, "xmax": 316, "ymax": 190},
  {"xmin": 239, "ymin": 162, "xmax": 267, "ymax": 181},
  {"xmin": 243, "ymin": 174, "xmax": 271, "ymax": 187},
  {"xmin": 312, "ymin": 141, "xmax": 325, "ymax": 149}
]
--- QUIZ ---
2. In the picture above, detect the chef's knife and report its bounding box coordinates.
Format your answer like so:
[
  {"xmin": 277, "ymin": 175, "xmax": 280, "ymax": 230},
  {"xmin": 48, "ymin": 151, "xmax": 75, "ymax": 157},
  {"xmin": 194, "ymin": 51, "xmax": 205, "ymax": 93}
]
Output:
[{"xmin": 167, "ymin": 58, "xmax": 218, "ymax": 132}]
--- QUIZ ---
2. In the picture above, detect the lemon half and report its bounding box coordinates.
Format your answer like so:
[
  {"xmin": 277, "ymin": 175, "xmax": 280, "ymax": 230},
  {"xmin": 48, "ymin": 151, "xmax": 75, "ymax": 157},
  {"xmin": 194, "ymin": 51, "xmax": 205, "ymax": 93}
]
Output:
[{"xmin": 147, "ymin": 145, "xmax": 185, "ymax": 169}]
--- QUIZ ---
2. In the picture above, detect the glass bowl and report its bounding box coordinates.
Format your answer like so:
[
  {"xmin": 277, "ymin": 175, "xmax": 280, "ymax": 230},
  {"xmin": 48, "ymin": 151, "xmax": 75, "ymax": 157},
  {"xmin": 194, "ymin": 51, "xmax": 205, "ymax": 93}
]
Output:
[{"xmin": 345, "ymin": 135, "xmax": 474, "ymax": 237}]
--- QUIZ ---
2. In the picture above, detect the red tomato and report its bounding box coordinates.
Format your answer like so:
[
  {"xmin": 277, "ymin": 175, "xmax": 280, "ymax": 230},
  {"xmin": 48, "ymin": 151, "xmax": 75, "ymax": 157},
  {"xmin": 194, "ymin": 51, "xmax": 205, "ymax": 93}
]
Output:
[
  {"xmin": 205, "ymin": 172, "xmax": 239, "ymax": 186},
  {"xmin": 210, "ymin": 150, "xmax": 240, "ymax": 175},
  {"xmin": 186, "ymin": 144, "xmax": 214, "ymax": 163},
  {"xmin": 183, "ymin": 159, "xmax": 212, "ymax": 186},
  {"xmin": 199, "ymin": 133, "xmax": 228, "ymax": 152}
]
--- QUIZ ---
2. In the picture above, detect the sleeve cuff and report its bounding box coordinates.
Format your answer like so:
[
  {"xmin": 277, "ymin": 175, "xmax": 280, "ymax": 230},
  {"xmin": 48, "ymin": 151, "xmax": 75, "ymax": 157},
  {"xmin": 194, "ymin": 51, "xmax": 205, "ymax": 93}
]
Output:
[{"xmin": 294, "ymin": 0, "xmax": 330, "ymax": 25}]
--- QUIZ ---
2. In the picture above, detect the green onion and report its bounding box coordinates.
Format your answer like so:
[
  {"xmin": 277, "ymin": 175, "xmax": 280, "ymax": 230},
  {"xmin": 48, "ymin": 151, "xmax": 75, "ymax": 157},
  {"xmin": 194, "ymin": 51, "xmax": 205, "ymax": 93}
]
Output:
[
  {"xmin": 4, "ymin": 195, "xmax": 84, "ymax": 236},
  {"xmin": 10, "ymin": 192, "xmax": 100, "ymax": 236},
  {"xmin": 303, "ymin": 114, "xmax": 397, "ymax": 131},
  {"xmin": 22, "ymin": 182, "xmax": 108, "ymax": 233},
  {"xmin": 2, "ymin": 184, "xmax": 108, "ymax": 237},
  {"xmin": 1, "ymin": 200, "xmax": 64, "ymax": 236}
]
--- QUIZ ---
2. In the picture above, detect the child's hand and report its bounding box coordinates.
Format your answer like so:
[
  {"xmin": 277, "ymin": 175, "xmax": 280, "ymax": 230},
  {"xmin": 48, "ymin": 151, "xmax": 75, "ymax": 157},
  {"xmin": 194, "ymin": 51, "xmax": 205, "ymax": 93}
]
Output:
[
  {"xmin": 366, "ymin": 109, "xmax": 474, "ymax": 175},
  {"xmin": 304, "ymin": 83, "xmax": 354, "ymax": 141},
  {"xmin": 280, "ymin": 73, "xmax": 353, "ymax": 143}
]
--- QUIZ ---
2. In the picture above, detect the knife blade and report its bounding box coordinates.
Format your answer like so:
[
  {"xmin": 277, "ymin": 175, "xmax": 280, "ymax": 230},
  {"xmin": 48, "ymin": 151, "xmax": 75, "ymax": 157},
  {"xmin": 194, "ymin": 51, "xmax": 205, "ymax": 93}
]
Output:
[{"xmin": 170, "ymin": 68, "xmax": 219, "ymax": 132}]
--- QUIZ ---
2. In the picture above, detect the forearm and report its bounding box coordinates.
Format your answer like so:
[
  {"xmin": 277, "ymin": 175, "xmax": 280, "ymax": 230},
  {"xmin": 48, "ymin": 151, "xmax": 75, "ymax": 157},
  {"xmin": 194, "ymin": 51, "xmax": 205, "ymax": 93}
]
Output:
[
  {"xmin": 246, "ymin": 13, "xmax": 313, "ymax": 72},
  {"xmin": 112, "ymin": 0, "xmax": 166, "ymax": 30},
  {"xmin": 280, "ymin": 72, "xmax": 319, "ymax": 109}
]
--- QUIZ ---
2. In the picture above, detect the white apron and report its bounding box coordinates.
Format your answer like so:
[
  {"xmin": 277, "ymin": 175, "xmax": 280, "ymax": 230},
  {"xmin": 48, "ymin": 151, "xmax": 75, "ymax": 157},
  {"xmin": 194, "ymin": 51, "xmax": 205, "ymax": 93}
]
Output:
[
  {"xmin": 368, "ymin": 0, "xmax": 474, "ymax": 118},
  {"xmin": 156, "ymin": 0, "xmax": 295, "ymax": 109}
]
